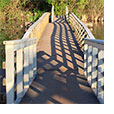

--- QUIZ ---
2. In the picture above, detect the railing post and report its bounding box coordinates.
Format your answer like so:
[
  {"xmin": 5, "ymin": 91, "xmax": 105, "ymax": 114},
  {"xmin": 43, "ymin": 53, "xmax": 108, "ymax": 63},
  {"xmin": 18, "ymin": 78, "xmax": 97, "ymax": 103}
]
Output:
[
  {"xmin": 24, "ymin": 46, "xmax": 29, "ymax": 93},
  {"xmin": 51, "ymin": 6, "xmax": 54, "ymax": 23},
  {"xmin": 66, "ymin": 6, "xmax": 69, "ymax": 22},
  {"xmin": 98, "ymin": 50, "xmax": 104, "ymax": 104},
  {"xmin": 84, "ymin": 43, "xmax": 88, "ymax": 77},
  {"xmin": 16, "ymin": 46, "xmax": 23, "ymax": 100},
  {"xmin": 5, "ymin": 45, "xmax": 15, "ymax": 104}
]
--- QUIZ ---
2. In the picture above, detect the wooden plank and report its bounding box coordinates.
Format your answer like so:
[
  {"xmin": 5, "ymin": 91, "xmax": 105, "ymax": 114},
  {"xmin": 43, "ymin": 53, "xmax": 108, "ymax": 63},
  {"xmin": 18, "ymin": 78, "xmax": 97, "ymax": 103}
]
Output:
[
  {"xmin": 91, "ymin": 47, "xmax": 98, "ymax": 95},
  {"xmin": 98, "ymin": 50, "xmax": 104, "ymax": 104},
  {"xmin": 5, "ymin": 45, "xmax": 15, "ymax": 104},
  {"xmin": 16, "ymin": 48, "xmax": 23, "ymax": 99},
  {"xmin": 85, "ymin": 39, "xmax": 104, "ymax": 50},
  {"xmin": 29, "ymin": 45, "xmax": 34, "ymax": 84},
  {"xmin": 84, "ymin": 44, "xmax": 88, "ymax": 77},
  {"xmin": 87, "ymin": 46, "xmax": 93, "ymax": 85},
  {"xmin": 51, "ymin": 6, "xmax": 54, "ymax": 23},
  {"xmin": 33, "ymin": 43, "xmax": 37, "ymax": 78},
  {"xmin": 24, "ymin": 46, "xmax": 29, "ymax": 93},
  {"xmin": 66, "ymin": 6, "xmax": 68, "ymax": 22}
]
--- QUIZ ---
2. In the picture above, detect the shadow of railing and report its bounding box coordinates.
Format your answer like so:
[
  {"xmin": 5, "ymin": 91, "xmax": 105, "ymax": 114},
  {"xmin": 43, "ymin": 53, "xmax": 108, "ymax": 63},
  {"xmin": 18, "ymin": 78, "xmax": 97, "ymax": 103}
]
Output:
[{"xmin": 21, "ymin": 17, "xmax": 99, "ymax": 104}]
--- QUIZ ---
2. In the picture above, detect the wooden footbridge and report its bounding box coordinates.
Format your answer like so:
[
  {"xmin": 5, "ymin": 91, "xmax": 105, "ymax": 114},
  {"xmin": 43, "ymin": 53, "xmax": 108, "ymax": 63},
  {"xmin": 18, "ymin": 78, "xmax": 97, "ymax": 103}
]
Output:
[{"xmin": 0, "ymin": 6, "xmax": 104, "ymax": 104}]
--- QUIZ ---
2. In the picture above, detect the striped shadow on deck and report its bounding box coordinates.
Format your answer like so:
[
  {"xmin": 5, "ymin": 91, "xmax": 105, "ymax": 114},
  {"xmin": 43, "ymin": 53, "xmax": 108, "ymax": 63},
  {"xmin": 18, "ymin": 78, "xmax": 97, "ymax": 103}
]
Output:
[{"xmin": 20, "ymin": 17, "xmax": 99, "ymax": 104}]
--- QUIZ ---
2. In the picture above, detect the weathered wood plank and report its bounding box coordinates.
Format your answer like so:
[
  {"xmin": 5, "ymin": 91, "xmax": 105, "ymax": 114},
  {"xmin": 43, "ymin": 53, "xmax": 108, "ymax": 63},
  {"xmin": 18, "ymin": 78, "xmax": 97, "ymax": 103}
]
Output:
[
  {"xmin": 84, "ymin": 44, "xmax": 88, "ymax": 77},
  {"xmin": 98, "ymin": 50, "xmax": 104, "ymax": 104},
  {"xmin": 87, "ymin": 45, "xmax": 92, "ymax": 85},
  {"xmin": 16, "ymin": 48, "xmax": 23, "ymax": 99},
  {"xmin": 51, "ymin": 6, "xmax": 54, "ymax": 23},
  {"xmin": 91, "ymin": 47, "xmax": 98, "ymax": 95},
  {"xmin": 5, "ymin": 45, "xmax": 15, "ymax": 104},
  {"xmin": 24, "ymin": 46, "xmax": 29, "ymax": 93},
  {"xmin": 29, "ymin": 45, "xmax": 34, "ymax": 84}
]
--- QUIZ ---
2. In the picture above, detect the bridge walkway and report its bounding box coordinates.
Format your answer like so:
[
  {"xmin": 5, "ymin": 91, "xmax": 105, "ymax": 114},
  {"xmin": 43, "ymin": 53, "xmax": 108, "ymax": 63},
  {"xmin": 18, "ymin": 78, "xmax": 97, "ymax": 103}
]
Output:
[{"xmin": 20, "ymin": 17, "xmax": 99, "ymax": 104}]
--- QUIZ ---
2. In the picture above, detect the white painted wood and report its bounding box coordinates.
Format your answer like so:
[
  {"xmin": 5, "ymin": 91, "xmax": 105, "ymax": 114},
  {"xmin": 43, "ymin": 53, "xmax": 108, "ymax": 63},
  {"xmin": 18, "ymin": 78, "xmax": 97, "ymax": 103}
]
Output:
[
  {"xmin": 5, "ymin": 45, "xmax": 15, "ymax": 104},
  {"xmin": 24, "ymin": 46, "xmax": 29, "ymax": 93},
  {"xmin": 29, "ymin": 45, "xmax": 34, "ymax": 84},
  {"xmin": 85, "ymin": 38, "xmax": 104, "ymax": 50},
  {"xmin": 70, "ymin": 12, "xmax": 95, "ymax": 39},
  {"xmin": 91, "ymin": 47, "xmax": 98, "ymax": 95},
  {"xmin": 87, "ymin": 46, "xmax": 92, "ymax": 85},
  {"xmin": 66, "ymin": 6, "xmax": 68, "ymax": 22},
  {"xmin": 33, "ymin": 43, "xmax": 37, "ymax": 78},
  {"xmin": 51, "ymin": 6, "xmax": 54, "ymax": 23},
  {"xmin": 16, "ymin": 48, "xmax": 23, "ymax": 99},
  {"xmin": 98, "ymin": 50, "xmax": 104, "ymax": 104},
  {"xmin": 84, "ymin": 44, "xmax": 88, "ymax": 77},
  {"xmin": 84, "ymin": 39, "xmax": 104, "ymax": 104},
  {"xmin": 22, "ymin": 13, "xmax": 50, "ymax": 40}
]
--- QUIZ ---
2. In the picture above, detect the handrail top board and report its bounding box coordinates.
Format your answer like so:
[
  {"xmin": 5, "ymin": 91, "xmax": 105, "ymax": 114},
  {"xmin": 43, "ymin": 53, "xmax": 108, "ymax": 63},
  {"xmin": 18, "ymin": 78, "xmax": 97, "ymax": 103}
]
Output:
[
  {"xmin": 84, "ymin": 38, "xmax": 104, "ymax": 50},
  {"xmin": 3, "ymin": 38, "xmax": 37, "ymax": 45},
  {"xmin": 22, "ymin": 12, "xmax": 50, "ymax": 40}
]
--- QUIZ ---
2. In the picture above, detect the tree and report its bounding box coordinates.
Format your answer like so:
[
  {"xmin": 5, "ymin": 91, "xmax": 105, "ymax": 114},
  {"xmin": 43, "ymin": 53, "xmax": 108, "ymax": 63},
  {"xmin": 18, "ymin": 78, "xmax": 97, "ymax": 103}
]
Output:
[{"xmin": 87, "ymin": 0, "xmax": 104, "ymax": 22}]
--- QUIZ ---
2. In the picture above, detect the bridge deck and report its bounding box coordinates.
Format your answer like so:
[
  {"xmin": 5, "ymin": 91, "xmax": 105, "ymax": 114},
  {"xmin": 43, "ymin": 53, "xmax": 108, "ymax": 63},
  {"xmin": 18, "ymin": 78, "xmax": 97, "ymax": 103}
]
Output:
[{"xmin": 20, "ymin": 18, "xmax": 99, "ymax": 104}]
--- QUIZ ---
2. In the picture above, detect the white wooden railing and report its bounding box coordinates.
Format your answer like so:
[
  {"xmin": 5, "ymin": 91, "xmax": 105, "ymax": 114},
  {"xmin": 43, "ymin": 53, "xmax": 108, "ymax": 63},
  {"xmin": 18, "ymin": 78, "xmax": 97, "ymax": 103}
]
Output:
[
  {"xmin": 3, "ymin": 12, "xmax": 50, "ymax": 104},
  {"xmin": 51, "ymin": 6, "xmax": 54, "ymax": 23},
  {"xmin": 3, "ymin": 38, "xmax": 37, "ymax": 104},
  {"xmin": 66, "ymin": 6, "xmax": 68, "ymax": 22},
  {"xmin": 84, "ymin": 39, "xmax": 104, "ymax": 104},
  {"xmin": 69, "ymin": 12, "xmax": 95, "ymax": 51},
  {"xmin": 66, "ymin": 7, "xmax": 104, "ymax": 104}
]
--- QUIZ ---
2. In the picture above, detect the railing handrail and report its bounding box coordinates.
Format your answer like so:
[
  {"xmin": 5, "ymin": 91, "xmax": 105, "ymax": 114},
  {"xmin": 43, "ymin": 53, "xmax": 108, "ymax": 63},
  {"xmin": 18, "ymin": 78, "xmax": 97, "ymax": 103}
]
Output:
[
  {"xmin": 22, "ymin": 12, "xmax": 49, "ymax": 40},
  {"xmin": 84, "ymin": 38, "xmax": 104, "ymax": 50},
  {"xmin": 3, "ymin": 38, "xmax": 37, "ymax": 45},
  {"xmin": 70, "ymin": 12, "xmax": 95, "ymax": 39}
]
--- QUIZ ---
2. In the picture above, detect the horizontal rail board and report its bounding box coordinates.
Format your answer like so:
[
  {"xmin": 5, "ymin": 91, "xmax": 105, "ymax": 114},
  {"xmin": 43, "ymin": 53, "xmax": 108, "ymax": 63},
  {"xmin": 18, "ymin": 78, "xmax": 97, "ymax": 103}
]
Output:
[{"xmin": 85, "ymin": 38, "xmax": 104, "ymax": 50}]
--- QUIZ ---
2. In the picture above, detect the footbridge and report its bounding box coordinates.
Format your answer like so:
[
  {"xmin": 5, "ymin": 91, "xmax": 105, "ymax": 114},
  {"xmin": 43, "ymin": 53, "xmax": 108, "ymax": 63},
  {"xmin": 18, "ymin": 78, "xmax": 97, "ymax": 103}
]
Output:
[{"xmin": 1, "ymin": 6, "xmax": 104, "ymax": 104}]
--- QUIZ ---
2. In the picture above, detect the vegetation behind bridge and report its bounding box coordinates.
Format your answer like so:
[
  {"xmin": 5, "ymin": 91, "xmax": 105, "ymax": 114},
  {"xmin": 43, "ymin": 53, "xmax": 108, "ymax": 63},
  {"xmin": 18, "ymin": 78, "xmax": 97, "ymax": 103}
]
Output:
[
  {"xmin": 0, "ymin": 0, "xmax": 104, "ymax": 40},
  {"xmin": 0, "ymin": 0, "xmax": 104, "ymax": 68}
]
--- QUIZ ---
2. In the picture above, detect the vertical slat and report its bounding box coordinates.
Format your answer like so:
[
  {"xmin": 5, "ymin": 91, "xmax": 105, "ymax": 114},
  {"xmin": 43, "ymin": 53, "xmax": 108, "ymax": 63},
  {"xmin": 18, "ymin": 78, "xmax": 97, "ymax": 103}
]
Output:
[
  {"xmin": 87, "ymin": 46, "xmax": 93, "ymax": 85},
  {"xmin": 29, "ymin": 44, "xmax": 34, "ymax": 84},
  {"xmin": 51, "ymin": 6, "xmax": 54, "ymax": 23},
  {"xmin": 84, "ymin": 43, "xmax": 88, "ymax": 77},
  {"xmin": 98, "ymin": 50, "xmax": 104, "ymax": 104},
  {"xmin": 16, "ymin": 48, "xmax": 23, "ymax": 99},
  {"xmin": 31, "ymin": 44, "xmax": 34, "ymax": 79},
  {"xmin": 33, "ymin": 43, "xmax": 37, "ymax": 78},
  {"xmin": 66, "ymin": 6, "xmax": 68, "ymax": 22},
  {"xmin": 91, "ymin": 47, "xmax": 98, "ymax": 95},
  {"xmin": 6, "ymin": 45, "xmax": 15, "ymax": 104},
  {"xmin": 24, "ymin": 46, "xmax": 29, "ymax": 93}
]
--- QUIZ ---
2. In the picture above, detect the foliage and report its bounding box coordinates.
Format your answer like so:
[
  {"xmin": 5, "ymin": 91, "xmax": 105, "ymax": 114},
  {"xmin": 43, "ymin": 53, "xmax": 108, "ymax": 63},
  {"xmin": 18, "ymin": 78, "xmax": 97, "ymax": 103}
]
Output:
[
  {"xmin": 87, "ymin": 0, "xmax": 104, "ymax": 22},
  {"xmin": 0, "ymin": 0, "xmax": 104, "ymax": 68},
  {"xmin": 0, "ymin": 0, "xmax": 104, "ymax": 41}
]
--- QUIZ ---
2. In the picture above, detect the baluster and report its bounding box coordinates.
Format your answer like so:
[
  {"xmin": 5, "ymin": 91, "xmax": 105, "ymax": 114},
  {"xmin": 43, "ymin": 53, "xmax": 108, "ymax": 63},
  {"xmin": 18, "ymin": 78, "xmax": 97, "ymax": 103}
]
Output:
[
  {"xmin": 91, "ymin": 47, "xmax": 98, "ymax": 95},
  {"xmin": 5, "ymin": 45, "xmax": 15, "ymax": 104},
  {"xmin": 84, "ymin": 43, "xmax": 88, "ymax": 77},
  {"xmin": 33, "ymin": 43, "xmax": 37, "ymax": 79},
  {"xmin": 66, "ymin": 6, "xmax": 68, "ymax": 22},
  {"xmin": 87, "ymin": 45, "xmax": 93, "ymax": 85},
  {"xmin": 98, "ymin": 50, "xmax": 104, "ymax": 104},
  {"xmin": 29, "ymin": 44, "xmax": 34, "ymax": 84},
  {"xmin": 24, "ymin": 46, "xmax": 29, "ymax": 93},
  {"xmin": 16, "ymin": 47, "xmax": 23, "ymax": 100}
]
